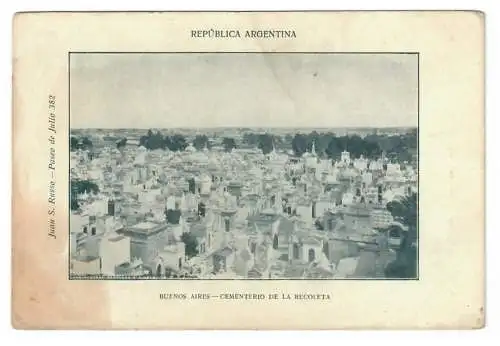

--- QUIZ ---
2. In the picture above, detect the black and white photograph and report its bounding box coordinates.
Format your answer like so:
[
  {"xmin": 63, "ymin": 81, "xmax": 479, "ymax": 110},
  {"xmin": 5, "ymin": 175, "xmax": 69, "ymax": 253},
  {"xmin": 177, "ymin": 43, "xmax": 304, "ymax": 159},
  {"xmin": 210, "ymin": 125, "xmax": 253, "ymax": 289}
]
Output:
[{"xmin": 69, "ymin": 52, "xmax": 419, "ymax": 280}]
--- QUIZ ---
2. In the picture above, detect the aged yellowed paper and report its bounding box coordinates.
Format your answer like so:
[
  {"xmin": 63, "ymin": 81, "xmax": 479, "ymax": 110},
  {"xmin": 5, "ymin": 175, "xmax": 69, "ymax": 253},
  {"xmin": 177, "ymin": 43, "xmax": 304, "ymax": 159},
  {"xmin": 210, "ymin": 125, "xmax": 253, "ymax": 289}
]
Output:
[{"xmin": 12, "ymin": 11, "xmax": 484, "ymax": 329}]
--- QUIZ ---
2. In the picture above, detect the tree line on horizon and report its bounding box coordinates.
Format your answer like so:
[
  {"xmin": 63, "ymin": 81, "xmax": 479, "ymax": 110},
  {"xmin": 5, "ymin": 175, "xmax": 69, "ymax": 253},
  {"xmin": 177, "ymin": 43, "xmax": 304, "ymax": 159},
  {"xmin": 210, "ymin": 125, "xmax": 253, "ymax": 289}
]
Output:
[
  {"xmin": 70, "ymin": 128, "xmax": 417, "ymax": 163},
  {"xmin": 70, "ymin": 136, "xmax": 94, "ymax": 151}
]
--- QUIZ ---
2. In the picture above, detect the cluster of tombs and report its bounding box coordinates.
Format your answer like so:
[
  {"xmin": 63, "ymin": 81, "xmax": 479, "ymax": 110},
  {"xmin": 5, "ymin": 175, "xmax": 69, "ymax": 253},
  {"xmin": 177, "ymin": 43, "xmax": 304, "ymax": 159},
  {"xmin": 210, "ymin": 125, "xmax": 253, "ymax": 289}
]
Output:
[{"xmin": 70, "ymin": 139, "xmax": 416, "ymax": 279}]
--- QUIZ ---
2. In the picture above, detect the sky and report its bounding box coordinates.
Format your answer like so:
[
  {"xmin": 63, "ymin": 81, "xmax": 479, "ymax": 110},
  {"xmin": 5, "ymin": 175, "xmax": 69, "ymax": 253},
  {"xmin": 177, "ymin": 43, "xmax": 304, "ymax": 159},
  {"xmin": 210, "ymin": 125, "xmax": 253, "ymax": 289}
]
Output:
[{"xmin": 70, "ymin": 53, "xmax": 418, "ymax": 129}]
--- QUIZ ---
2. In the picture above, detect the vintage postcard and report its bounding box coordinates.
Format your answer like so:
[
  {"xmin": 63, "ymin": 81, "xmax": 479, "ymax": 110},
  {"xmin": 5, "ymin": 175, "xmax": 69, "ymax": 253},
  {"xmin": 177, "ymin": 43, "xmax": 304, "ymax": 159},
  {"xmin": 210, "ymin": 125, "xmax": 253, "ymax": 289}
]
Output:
[{"xmin": 12, "ymin": 11, "xmax": 484, "ymax": 329}]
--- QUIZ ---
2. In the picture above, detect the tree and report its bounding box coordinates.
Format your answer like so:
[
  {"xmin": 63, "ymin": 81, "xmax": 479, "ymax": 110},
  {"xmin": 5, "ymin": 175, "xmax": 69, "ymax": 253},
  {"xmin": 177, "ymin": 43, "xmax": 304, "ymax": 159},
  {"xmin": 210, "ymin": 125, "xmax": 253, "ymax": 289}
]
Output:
[
  {"xmin": 69, "ymin": 136, "xmax": 93, "ymax": 151},
  {"xmin": 181, "ymin": 232, "xmax": 199, "ymax": 258},
  {"xmin": 384, "ymin": 260, "xmax": 408, "ymax": 278},
  {"xmin": 163, "ymin": 135, "xmax": 172, "ymax": 150},
  {"xmin": 243, "ymin": 132, "xmax": 259, "ymax": 146},
  {"xmin": 384, "ymin": 243, "xmax": 417, "ymax": 279},
  {"xmin": 139, "ymin": 135, "xmax": 148, "ymax": 147},
  {"xmin": 385, "ymin": 193, "xmax": 418, "ymax": 279},
  {"xmin": 139, "ymin": 130, "xmax": 176, "ymax": 151},
  {"xmin": 193, "ymin": 135, "xmax": 209, "ymax": 151},
  {"xmin": 316, "ymin": 133, "xmax": 333, "ymax": 157},
  {"xmin": 386, "ymin": 193, "xmax": 417, "ymax": 230},
  {"xmin": 384, "ymin": 135, "xmax": 405, "ymax": 157},
  {"xmin": 222, "ymin": 137, "xmax": 237, "ymax": 152},
  {"xmin": 70, "ymin": 198, "xmax": 80, "ymax": 211},
  {"xmin": 363, "ymin": 141, "xmax": 382, "ymax": 159},
  {"xmin": 167, "ymin": 134, "xmax": 188, "ymax": 151},
  {"xmin": 257, "ymin": 134, "xmax": 274, "ymax": 155},
  {"xmin": 116, "ymin": 137, "xmax": 127, "ymax": 149},
  {"xmin": 336, "ymin": 135, "xmax": 349, "ymax": 153},
  {"xmin": 70, "ymin": 179, "xmax": 99, "ymax": 211},
  {"xmin": 325, "ymin": 136, "xmax": 342, "ymax": 160},
  {"xmin": 70, "ymin": 136, "xmax": 79, "ymax": 151},
  {"xmin": 346, "ymin": 135, "xmax": 365, "ymax": 158},
  {"xmin": 405, "ymin": 128, "xmax": 418, "ymax": 149},
  {"xmin": 71, "ymin": 180, "xmax": 100, "ymax": 195},
  {"xmin": 146, "ymin": 131, "xmax": 164, "ymax": 150},
  {"xmin": 81, "ymin": 137, "xmax": 93, "ymax": 150},
  {"xmin": 291, "ymin": 134, "xmax": 308, "ymax": 156}
]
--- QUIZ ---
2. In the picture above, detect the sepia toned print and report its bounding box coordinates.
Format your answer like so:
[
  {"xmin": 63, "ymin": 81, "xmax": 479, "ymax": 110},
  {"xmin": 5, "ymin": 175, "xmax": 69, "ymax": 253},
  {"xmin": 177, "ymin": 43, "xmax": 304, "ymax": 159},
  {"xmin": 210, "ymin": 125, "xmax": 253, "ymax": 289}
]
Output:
[{"xmin": 69, "ymin": 53, "xmax": 418, "ymax": 280}]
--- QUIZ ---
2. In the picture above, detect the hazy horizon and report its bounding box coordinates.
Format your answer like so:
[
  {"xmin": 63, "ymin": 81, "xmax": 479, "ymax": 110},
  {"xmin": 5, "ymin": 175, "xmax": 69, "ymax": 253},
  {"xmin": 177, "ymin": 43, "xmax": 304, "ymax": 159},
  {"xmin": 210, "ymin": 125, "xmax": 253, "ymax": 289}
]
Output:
[
  {"xmin": 70, "ymin": 125, "xmax": 418, "ymax": 130},
  {"xmin": 70, "ymin": 53, "xmax": 418, "ymax": 129}
]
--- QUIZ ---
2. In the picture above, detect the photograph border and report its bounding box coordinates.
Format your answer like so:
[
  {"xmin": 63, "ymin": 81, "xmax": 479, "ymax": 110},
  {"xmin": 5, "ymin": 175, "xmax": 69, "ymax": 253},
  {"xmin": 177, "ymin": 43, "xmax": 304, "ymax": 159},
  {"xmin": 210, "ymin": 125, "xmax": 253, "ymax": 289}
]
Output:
[{"xmin": 68, "ymin": 51, "xmax": 420, "ymax": 281}]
